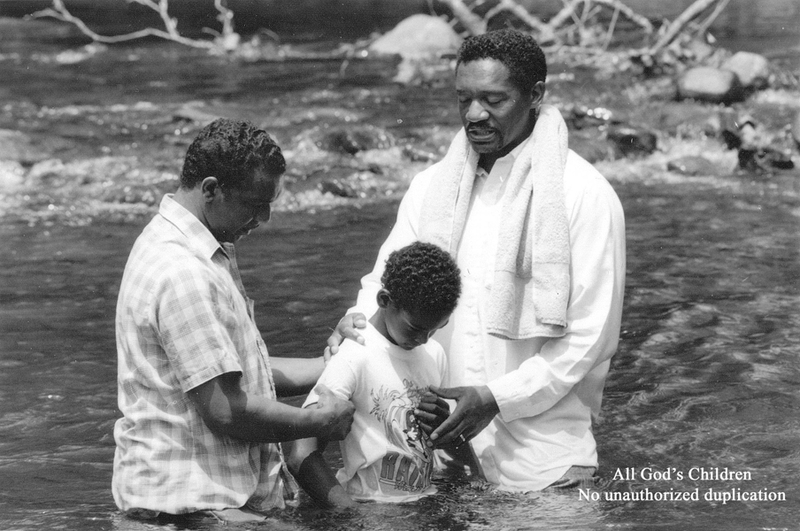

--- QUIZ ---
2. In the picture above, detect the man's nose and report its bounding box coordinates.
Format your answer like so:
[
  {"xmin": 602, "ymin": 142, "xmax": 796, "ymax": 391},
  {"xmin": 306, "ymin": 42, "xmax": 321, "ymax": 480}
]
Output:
[{"xmin": 466, "ymin": 100, "xmax": 489, "ymax": 122}]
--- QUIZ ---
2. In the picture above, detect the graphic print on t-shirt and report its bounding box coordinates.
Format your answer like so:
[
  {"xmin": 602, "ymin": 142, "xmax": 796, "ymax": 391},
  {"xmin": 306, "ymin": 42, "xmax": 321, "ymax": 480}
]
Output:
[{"xmin": 369, "ymin": 378, "xmax": 434, "ymax": 492}]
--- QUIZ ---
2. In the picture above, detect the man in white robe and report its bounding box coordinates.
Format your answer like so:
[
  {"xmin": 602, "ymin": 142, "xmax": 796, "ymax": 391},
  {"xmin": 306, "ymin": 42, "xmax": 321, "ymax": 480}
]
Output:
[{"xmin": 328, "ymin": 29, "xmax": 625, "ymax": 491}]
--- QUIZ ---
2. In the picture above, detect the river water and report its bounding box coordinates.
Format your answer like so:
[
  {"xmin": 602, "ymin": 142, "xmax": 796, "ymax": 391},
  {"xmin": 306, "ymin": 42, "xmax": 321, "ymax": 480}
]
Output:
[{"xmin": 1, "ymin": 15, "xmax": 800, "ymax": 531}]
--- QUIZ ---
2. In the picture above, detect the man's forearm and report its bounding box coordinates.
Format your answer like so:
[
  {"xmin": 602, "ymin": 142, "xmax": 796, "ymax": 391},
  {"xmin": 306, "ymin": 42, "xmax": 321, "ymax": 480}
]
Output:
[
  {"xmin": 270, "ymin": 356, "xmax": 325, "ymax": 397},
  {"xmin": 188, "ymin": 373, "xmax": 341, "ymax": 443},
  {"xmin": 231, "ymin": 395, "xmax": 332, "ymax": 442}
]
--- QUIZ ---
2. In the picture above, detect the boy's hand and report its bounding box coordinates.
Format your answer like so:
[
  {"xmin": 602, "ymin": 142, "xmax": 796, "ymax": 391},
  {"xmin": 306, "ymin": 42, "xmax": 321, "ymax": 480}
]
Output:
[
  {"xmin": 314, "ymin": 385, "xmax": 355, "ymax": 440},
  {"xmin": 324, "ymin": 313, "xmax": 367, "ymax": 362},
  {"xmin": 427, "ymin": 385, "xmax": 499, "ymax": 448},
  {"xmin": 413, "ymin": 390, "xmax": 450, "ymax": 441}
]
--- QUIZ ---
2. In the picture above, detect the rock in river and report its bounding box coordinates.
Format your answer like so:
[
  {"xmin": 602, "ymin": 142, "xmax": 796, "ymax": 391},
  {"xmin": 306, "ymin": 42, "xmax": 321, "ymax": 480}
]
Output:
[
  {"xmin": 677, "ymin": 67, "xmax": 744, "ymax": 104},
  {"xmin": 606, "ymin": 126, "xmax": 658, "ymax": 158},
  {"xmin": 721, "ymin": 51, "xmax": 770, "ymax": 91},
  {"xmin": 667, "ymin": 156, "xmax": 719, "ymax": 176},
  {"xmin": 368, "ymin": 14, "xmax": 462, "ymax": 58}
]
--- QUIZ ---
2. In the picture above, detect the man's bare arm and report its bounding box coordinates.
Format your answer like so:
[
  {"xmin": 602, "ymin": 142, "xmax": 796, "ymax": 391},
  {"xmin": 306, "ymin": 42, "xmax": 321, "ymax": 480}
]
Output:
[
  {"xmin": 270, "ymin": 356, "xmax": 325, "ymax": 397},
  {"xmin": 188, "ymin": 373, "xmax": 353, "ymax": 443}
]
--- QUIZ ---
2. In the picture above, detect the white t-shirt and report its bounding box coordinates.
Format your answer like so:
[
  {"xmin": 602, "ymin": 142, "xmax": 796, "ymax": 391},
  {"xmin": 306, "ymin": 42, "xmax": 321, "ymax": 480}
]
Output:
[{"xmin": 305, "ymin": 322, "xmax": 448, "ymax": 502}]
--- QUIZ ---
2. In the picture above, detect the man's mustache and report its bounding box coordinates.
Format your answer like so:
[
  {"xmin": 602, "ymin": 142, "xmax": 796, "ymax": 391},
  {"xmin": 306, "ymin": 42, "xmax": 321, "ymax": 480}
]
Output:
[{"xmin": 467, "ymin": 123, "xmax": 496, "ymax": 134}]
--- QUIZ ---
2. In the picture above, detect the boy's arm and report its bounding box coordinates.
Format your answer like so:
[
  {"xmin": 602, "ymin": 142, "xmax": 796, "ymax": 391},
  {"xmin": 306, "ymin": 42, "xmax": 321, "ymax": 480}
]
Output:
[
  {"xmin": 287, "ymin": 353, "xmax": 358, "ymax": 508},
  {"xmin": 288, "ymin": 436, "xmax": 354, "ymax": 508}
]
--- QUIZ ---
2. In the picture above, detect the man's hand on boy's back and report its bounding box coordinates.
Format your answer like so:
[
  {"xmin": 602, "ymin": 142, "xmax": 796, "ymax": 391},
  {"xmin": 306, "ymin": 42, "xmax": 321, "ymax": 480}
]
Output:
[{"xmin": 324, "ymin": 313, "xmax": 367, "ymax": 361}]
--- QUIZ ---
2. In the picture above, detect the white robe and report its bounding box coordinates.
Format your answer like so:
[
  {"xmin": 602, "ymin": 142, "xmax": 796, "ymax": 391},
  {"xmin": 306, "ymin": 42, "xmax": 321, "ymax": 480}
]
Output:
[{"xmin": 352, "ymin": 140, "xmax": 626, "ymax": 491}]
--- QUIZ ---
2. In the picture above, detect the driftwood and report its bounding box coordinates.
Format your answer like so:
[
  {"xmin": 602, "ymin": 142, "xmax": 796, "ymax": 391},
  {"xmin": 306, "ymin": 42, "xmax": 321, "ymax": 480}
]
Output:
[
  {"xmin": 30, "ymin": 0, "xmax": 732, "ymax": 72},
  {"xmin": 484, "ymin": 0, "xmax": 554, "ymax": 40},
  {"xmin": 32, "ymin": 0, "xmax": 238, "ymax": 51},
  {"xmin": 437, "ymin": 0, "xmax": 488, "ymax": 35},
  {"xmin": 643, "ymin": 0, "xmax": 731, "ymax": 57},
  {"xmin": 440, "ymin": 0, "xmax": 654, "ymax": 41},
  {"xmin": 548, "ymin": 0, "xmax": 653, "ymax": 34},
  {"xmin": 437, "ymin": 0, "xmax": 730, "ymax": 70}
]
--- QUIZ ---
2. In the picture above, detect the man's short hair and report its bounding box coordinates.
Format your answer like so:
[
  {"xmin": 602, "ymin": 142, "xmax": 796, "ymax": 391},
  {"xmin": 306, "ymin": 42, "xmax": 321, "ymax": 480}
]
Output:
[
  {"xmin": 382, "ymin": 241, "xmax": 461, "ymax": 317},
  {"xmin": 457, "ymin": 29, "xmax": 547, "ymax": 93},
  {"xmin": 180, "ymin": 118, "xmax": 285, "ymax": 190}
]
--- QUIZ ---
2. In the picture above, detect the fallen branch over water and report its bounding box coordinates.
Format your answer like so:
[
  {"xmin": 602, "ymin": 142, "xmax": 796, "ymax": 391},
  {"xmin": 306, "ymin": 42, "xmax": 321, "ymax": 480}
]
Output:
[
  {"xmin": 30, "ymin": 0, "xmax": 733, "ymax": 72},
  {"xmin": 32, "ymin": 0, "xmax": 239, "ymax": 51}
]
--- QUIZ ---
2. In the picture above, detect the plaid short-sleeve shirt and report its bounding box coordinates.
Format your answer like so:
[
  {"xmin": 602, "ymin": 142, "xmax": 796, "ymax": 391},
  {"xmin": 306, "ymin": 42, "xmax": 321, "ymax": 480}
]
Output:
[{"xmin": 112, "ymin": 194, "xmax": 290, "ymax": 515}]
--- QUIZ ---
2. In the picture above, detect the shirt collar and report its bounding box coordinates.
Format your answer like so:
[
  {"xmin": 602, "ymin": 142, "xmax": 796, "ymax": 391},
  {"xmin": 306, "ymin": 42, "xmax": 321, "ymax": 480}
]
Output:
[
  {"xmin": 158, "ymin": 194, "xmax": 226, "ymax": 259},
  {"xmin": 477, "ymin": 136, "xmax": 531, "ymax": 180}
]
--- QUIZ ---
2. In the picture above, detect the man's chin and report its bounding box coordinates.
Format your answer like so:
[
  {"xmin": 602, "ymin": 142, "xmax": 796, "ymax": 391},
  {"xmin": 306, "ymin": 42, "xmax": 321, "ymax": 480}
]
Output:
[
  {"xmin": 466, "ymin": 134, "xmax": 501, "ymax": 154},
  {"xmin": 468, "ymin": 140, "xmax": 502, "ymax": 154}
]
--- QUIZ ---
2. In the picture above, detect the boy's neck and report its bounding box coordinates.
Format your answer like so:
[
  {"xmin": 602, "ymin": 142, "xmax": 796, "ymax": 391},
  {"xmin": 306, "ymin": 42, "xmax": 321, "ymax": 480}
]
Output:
[{"xmin": 368, "ymin": 310, "xmax": 388, "ymax": 342}]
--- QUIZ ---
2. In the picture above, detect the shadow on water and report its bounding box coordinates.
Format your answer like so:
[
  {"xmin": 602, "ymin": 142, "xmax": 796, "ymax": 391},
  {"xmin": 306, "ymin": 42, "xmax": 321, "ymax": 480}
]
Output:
[{"xmin": 2, "ymin": 15, "xmax": 800, "ymax": 531}]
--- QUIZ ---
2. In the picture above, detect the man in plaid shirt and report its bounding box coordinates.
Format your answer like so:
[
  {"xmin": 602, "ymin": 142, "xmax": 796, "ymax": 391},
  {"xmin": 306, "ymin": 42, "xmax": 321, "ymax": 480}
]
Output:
[{"xmin": 112, "ymin": 119, "xmax": 354, "ymax": 523}]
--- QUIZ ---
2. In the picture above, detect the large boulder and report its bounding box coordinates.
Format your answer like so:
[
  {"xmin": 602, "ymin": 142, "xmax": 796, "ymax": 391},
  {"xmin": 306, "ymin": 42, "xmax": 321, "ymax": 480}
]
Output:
[
  {"xmin": 369, "ymin": 14, "xmax": 462, "ymax": 58},
  {"xmin": 721, "ymin": 51, "xmax": 770, "ymax": 90},
  {"xmin": 677, "ymin": 66, "xmax": 744, "ymax": 104}
]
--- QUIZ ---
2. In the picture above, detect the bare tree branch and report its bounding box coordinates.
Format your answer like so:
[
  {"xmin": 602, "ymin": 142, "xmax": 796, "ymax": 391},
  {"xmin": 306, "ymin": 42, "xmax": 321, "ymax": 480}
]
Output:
[
  {"xmin": 602, "ymin": 1, "xmax": 621, "ymax": 51},
  {"xmin": 694, "ymin": 0, "xmax": 732, "ymax": 37},
  {"xmin": 31, "ymin": 0, "xmax": 224, "ymax": 50},
  {"xmin": 437, "ymin": 0, "xmax": 487, "ymax": 35},
  {"xmin": 484, "ymin": 0, "xmax": 549, "ymax": 34},
  {"xmin": 549, "ymin": 0, "xmax": 653, "ymax": 34},
  {"xmin": 645, "ymin": 0, "xmax": 726, "ymax": 56}
]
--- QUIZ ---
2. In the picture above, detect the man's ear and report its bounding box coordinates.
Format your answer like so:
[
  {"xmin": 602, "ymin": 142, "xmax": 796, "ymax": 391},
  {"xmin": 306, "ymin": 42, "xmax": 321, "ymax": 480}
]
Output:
[
  {"xmin": 376, "ymin": 289, "xmax": 393, "ymax": 309},
  {"xmin": 530, "ymin": 80, "xmax": 545, "ymax": 108},
  {"xmin": 201, "ymin": 176, "xmax": 221, "ymax": 202}
]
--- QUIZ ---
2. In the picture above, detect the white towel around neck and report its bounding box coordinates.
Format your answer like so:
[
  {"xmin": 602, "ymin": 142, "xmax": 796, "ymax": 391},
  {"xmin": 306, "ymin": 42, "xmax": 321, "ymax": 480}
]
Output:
[{"xmin": 418, "ymin": 104, "xmax": 571, "ymax": 340}]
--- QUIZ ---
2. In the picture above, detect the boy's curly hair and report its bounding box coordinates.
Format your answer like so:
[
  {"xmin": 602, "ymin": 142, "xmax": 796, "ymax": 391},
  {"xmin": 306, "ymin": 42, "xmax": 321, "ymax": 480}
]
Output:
[
  {"xmin": 382, "ymin": 241, "xmax": 461, "ymax": 317},
  {"xmin": 457, "ymin": 29, "xmax": 547, "ymax": 93},
  {"xmin": 180, "ymin": 118, "xmax": 285, "ymax": 190}
]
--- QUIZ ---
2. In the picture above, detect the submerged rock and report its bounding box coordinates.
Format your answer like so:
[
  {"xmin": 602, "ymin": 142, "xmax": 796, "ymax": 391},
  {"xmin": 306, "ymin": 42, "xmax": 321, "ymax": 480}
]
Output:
[
  {"xmin": 319, "ymin": 179, "xmax": 359, "ymax": 198},
  {"xmin": 310, "ymin": 125, "xmax": 396, "ymax": 155},
  {"xmin": 738, "ymin": 146, "xmax": 795, "ymax": 173},
  {"xmin": 607, "ymin": 126, "xmax": 658, "ymax": 158},
  {"xmin": 667, "ymin": 156, "xmax": 719, "ymax": 176}
]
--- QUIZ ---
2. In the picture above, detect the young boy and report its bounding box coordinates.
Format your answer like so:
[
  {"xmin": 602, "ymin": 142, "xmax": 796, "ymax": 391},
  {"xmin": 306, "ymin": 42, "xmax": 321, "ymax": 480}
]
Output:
[{"xmin": 288, "ymin": 241, "xmax": 464, "ymax": 507}]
